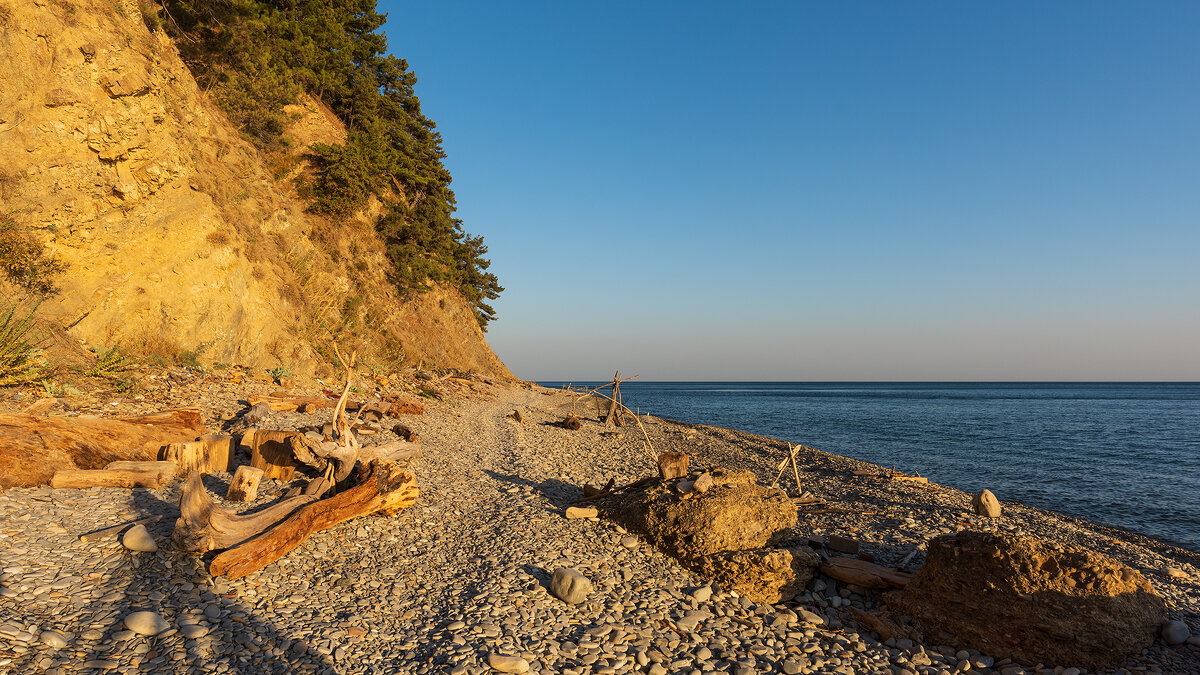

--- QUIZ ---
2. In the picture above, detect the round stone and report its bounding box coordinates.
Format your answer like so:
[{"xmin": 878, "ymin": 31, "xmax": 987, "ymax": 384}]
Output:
[
  {"xmin": 124, "ymin": 611, "xmax": 169, "ymax": 636},
  {"xmin": 549, "ymin": 567, "xmax": 592, "ymax": 604},
  {"xmin": 487, "ymin": 652, "xmax": 530, "ymax": 673},
  {"xmin": 121, "ymin": 524, "xmax": 158, "ymax": 553},
  {"xmin": 40, "ymin": 630, "xmax": 68, "ymax": 650},
  {"xmin": 1162, "ymin": 620, "xmax": 1191, "ymax": 645}
]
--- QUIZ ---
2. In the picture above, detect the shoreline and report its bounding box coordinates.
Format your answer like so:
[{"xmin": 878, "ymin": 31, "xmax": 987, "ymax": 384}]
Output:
[{"xmin": 0, "ymin": 379, "xmax": 1196, "ymax": 674}]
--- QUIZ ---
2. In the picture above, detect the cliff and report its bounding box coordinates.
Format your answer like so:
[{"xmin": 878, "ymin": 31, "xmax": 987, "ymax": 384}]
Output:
[{"xmin": 0, "ymin": 0, "xmax": 511, "ymax": 380}]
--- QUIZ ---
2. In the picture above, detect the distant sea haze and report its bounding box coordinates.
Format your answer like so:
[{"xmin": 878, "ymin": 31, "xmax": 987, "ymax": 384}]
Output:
[{"xmin": 539, "ymin": 382, "xmax": 1200, "ymax": 552}]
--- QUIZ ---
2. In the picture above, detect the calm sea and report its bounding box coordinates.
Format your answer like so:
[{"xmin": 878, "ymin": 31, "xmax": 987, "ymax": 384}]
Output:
[{"xmin": 539, "ymin": 382, "xmax": 1200, "ymax": 552}]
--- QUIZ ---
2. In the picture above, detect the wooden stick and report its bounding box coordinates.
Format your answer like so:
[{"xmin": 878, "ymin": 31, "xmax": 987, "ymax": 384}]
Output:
[
  {"xmin": 789, "ymin": 443, "xmax": 803, "ymax": 496},
  {"xmin": 568, "ymin": 476, "xmax": 657, "ymax": 504},
  {"xmin": 78, "ymin": 515, "xmax": 162, "ymax": 542}
]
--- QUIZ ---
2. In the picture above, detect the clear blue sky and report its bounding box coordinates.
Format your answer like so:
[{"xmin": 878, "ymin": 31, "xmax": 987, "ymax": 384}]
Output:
[{"xmin": 378, "ymin": 2, "xmax": 1200, "ymax": 381}]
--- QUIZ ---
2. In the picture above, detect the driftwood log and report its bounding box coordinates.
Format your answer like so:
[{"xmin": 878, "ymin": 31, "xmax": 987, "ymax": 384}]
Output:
[
  {"xmin": 225, "ymin": 466, "xmax": 264, "ymax": 502},
  {"xmin": 0, "ymin": 409, "xmax": 205, "ymax": 488},
  {"xmin": 246, "ymin": 392, "xmax": 333, "ymax": 412},
  {"xmin": 820, "ymin": 557, "xmax": 912, "ymax": 589},
  {"xmin": 172, "ymin": 472, "xmax": 317, "ymax": 553},
  {"xmin": 50, "ymin": 460, "xmax": 178, "ymax": 489},
  {"xmin": 209, "ymin": 460, "xmax": 418, "ymax": 579},
  {"xmin": 160, "ymin": 434, "xmax": 234, "ymax": 474}
]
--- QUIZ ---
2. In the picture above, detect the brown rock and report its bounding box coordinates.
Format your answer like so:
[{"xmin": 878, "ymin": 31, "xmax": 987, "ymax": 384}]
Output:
[
  {"xmin": 101, "ymin": 71, "xmax": 150, "ymax": 98},
  {"xmin": 598, "ymin": 479, "xmax": 796, "ymax": 561},
  {"xmin": 973, "ymin": 489, "xmax": 1002, "ymax": 517},
  {"xmin": 696, "ymin": 546, "xmax": 820, "ymax": 604},
  {"xmin": 386, "ymin": 398, "xmax": 425, "ymax": 416},
  {"xmin": 891, "ymin": 531, "xmax": 1166, "ymax": 669}
]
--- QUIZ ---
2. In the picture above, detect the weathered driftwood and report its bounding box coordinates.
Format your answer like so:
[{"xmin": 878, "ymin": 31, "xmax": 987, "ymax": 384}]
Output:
[
  {"xmin": 50, "ymin": 460, "xmax": 178, "ymax": 489},
  {"xmin": 243, "ymin": 429, "xmax": 302, "ymax": 481},
  {"xmin": 287, "ymin": 434, "xmax": 358, "ymax": 482},
  {"xmin": 21, "ymin": 398, "xmax": 58, "ymax": 415},
  {"xmin": 209, "ymin": 460, "xmax": 418, "ymax": 579},
  {"xmin": 160, "ymin": 434, "xmax": 233, "ymax": 474},
  {"xmin": 172, "ymin": 472, "xmax": 316, "ymax": 554},
  {"xmin": 820, "ymin": 557, "xmax": 912, "ymax": 589},
  {"xmin": 0, "ymin": 409, "xmax": 205, "ymax": 488},
  {"xmin": 225, "ymin": 465, "xmax": 264, "ymax": 502},
  {"xmin": 360, "ymin": 441, "xmax": 422, "ymax": 464},
  {"xmin": 657, "ymin": 451, "xmax": 689, "ymax": 480},
  {"xmin": 246, "ymin": 392, "xmax": 332, "ymax": 412}
]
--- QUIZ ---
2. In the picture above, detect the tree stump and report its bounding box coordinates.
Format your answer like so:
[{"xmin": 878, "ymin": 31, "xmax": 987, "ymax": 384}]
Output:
[
  {"xmin": 241, "ymin": 429, "xmax": 301, "ymax": 481},
  {"xmin": 200, "ymin": 434, "xmax": 234, "ymax": 472},
  {"xmin": 225, "ymin": 466, "xmax": 264, "ymax": 502},
  {"xmin": 657, "ymin": 451, "xmax": 689, "ymax": 480}
]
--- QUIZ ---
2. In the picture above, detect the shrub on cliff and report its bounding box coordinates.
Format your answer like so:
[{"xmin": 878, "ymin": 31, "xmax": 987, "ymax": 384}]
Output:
[{"xmin": 0, "ymin": 215, "xmax": 64, "ymax": 295}]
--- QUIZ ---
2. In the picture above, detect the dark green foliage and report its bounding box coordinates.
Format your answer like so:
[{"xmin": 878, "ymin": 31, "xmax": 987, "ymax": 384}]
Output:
[
  {"xmin": 162, "ymin": 0, "xmax": 501, "ymax": 326},
  {"xmin": 139, "ymin": 3, "xmax": 162, "ymax": 32}
]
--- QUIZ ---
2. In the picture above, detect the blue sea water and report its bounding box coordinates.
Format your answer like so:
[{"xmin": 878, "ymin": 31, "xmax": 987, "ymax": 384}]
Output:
[{"xmin": 539, "ymin": 382, "xmax": 1200, "ymax": 551}]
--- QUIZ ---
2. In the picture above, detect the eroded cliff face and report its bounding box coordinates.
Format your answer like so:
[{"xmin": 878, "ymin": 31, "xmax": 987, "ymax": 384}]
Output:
[{"xmin": 0, "ymin": 0, "xmax": 512, "ymax": 380}]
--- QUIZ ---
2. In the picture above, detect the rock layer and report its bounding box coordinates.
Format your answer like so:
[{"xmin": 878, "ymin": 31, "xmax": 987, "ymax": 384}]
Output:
[
  {"xmin": 696, "ymin": 546, "xmax": 820, "ymax": 604},
  {"xmin": 892, "ymin": 530, "xmax": 1167, "ymax": 669}
]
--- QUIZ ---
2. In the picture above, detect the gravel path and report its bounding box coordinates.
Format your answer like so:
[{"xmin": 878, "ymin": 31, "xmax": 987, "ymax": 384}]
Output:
[{"xmin": 0, "ymin": 382, "xmax": 1197, "ymax": 675}]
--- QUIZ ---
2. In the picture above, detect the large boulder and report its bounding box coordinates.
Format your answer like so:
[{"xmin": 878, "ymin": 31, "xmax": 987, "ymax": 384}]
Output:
[
  {"xmin": 891, "ymin": 531, "xmax": 1166, "ymax": 669},
  {"xmin": 696, "ymin": 546, "xmax": 820, "ymax": 604},
  {"xmin": 598, "ymin": 469, "xmax": 795, "ymax": 561}
]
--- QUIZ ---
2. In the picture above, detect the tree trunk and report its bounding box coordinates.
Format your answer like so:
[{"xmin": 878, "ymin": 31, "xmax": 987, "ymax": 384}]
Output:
[
  {"xmin": 0, "ymin": 409, "xmax": 204, "ymax": 488},
  {"xmin": 209, "ymin": 460, "xmax": 418, "ymax": 579},
  {"xmin": 225, "ymin": 465, "xmax": 264, "ymax": 502},
  {"xmin": 50, "ymin": 460, "xmax": 178, "ymax": 489}
]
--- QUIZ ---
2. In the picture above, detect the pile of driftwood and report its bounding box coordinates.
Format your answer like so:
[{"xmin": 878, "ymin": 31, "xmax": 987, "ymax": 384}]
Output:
[
  {"xmin": 9, "ymin": 348, "xmax": 419, "ymax": 579},
  {"xmin": 172, "ymin": 349, "xmax": 419, "ymax": 578}
]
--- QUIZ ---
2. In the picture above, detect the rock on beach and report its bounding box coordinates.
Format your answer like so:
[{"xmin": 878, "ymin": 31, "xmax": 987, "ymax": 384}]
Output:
[
  {"xmin": 549, "ymin": 567, "xmax": 591, "ymax": 604},
  {"xmin": 123, "ymin": 611, "xmax": 169, "ymax": 636},
  {"xmin": 121, "ymin": 524, "xmax": 158, "ymax": 552},
  {"xmin": 487, "ymin": 652, "xmax": 530, "ymax": 673},
  {"xmin": 972, "ymin": 489, "xmax": 1002, "ymax": 517}
]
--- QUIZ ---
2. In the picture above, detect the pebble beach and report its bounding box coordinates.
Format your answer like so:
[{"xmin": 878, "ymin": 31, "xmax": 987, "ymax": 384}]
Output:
[{"xmin": 1, "ymin": 377, "xmax": 1198, "ymax": 675}]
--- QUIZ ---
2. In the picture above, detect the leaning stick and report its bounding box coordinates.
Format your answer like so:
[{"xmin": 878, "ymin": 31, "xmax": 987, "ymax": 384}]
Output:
[
  {"xmin": 789, "ymin": 444, "xmax": 803, "ymax": 496},
  {"xmin": 78, "ymin": 515, "xmax": 162, "ymax": 542}
]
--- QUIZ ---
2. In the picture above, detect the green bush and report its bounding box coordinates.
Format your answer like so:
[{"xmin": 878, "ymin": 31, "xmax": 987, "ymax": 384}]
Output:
[
  {"xmin": 0, "ymin": 215, "xmax": 65, "ymax": 294},
  {"xmin": 86, "ymin": 345, "xmax": 134, "ymax": 378},
  {"xmin": 0, "ymin": 301, "xmax": 46, "ymax": 386}
]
